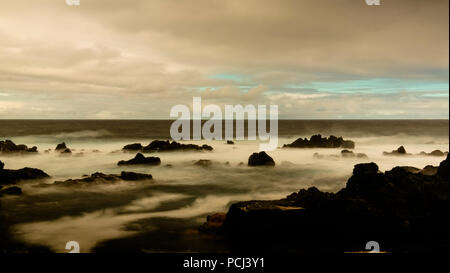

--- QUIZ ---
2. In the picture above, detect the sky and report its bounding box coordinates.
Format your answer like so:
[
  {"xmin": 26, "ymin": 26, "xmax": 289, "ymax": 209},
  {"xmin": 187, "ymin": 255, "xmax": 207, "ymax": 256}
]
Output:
[{"xmin": 0, "ymin": 0, "xmax": 448, "ymax": 119}]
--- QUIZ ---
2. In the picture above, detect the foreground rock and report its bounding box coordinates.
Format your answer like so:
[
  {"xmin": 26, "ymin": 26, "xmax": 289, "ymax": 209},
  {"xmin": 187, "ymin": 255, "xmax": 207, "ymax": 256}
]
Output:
[
  {"xmin": 0, "ymin": 162, "xmax": 50, "ymax": 185},
  {"xmin": 123, "ymin": 140, "xmax": 213, "ymax": 153},
  {"xmin": 51, "ymin": 171, "xmax": 153, "ymax": 186},
  {"xmin": 201, "ymin": 155, "xmax": 449, "ymax": 253},
  {"xmin": 0, "ymin": 140, "xmax": 38, "ymax": 154},
  {"xmin": 248, "ymin": 151, "xmax": 275, "ymax": 166},
  {"xmin": 118, "ymin": 153, "xmax": 161, "ymax": 166},
  {"xmin": 283, "ymin": 134, "xmax": 355, "ymax": 149}
]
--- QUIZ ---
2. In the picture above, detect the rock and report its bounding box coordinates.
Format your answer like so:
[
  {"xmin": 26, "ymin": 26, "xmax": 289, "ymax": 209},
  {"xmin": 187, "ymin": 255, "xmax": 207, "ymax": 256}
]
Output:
[
  {"xmin": 51, "ymin": 171, "xmax": 153, "ymax": 186},
  {"xmin": 283, "ymin": 134, "xmax": 355, "ymax": 149},
  {"xmin": 117, "ymin": 153, "xmax": 161, "ymax": 166},
  {"xmin": 0, "ymin": 140, "xmax": 38, "ymax": 153},
  {"xmin": 207, "ymin": 155, "xmax": 449, "ymax": 252},
  {"xmin": 55, "ymin": 142, "xmax": 67, "ymax": 151},
  {"xmin": 0, "ymin": 164, "xmax": 50, "ymax": 185},
  {"xmin": 141, "ymin": 140, "xmax": 213, "ymax": 153},
  {"xmin": 0, "ymin": 160, "xmax": 4, "ymax": 170},
  {"xmin": 194, "ymin": 159, "xmax": 213, "ymax": 167},
  {"xmin": 248, "ymin": 151, "xmax": 275, "ymax": 166},
  {"xmin": 120, "ymin": 171, "xmax": 153, "ymax": 181},
  {"xmin": 122, "ymin": 143, "xmax": 143, "ymax": 151},
  {"xmin": 61, "ymin": 148, "xmax": 72, "ymax": 154},
  {"xmin": 419, "ymin": 150, "xmax": 447, "ymax": 157},
  {"xmin": 227, "ymin": 140, "xmax": 235, "ymax": 145},
  {"xmin": 383, "ymin": 146, "xmax": 409, "ymax": 156},
  {"xmin": 198, "ymin": 213, "xmax": 227, "ymax": 234},
  {"xmin": 0, "ymin": 186, "xmax": 22, "ymax": 196}
]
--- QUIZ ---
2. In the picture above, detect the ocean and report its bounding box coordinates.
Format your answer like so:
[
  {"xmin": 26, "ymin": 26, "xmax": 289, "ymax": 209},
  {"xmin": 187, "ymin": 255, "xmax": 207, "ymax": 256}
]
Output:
[{"xmin": 0, "ymin": 119, "xmax": 448, "ymax": 252}]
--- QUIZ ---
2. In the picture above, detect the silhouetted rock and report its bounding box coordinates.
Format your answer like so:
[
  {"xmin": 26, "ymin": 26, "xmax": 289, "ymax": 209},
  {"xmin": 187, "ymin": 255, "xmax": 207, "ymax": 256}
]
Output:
[
  {"xmin": 61, "ymin": 148, "xmax": 72, "ymax": 154},
  {"xmin": 117, "ymin": 153, "xmax": 161, "ymax": 166},
  {"xmin": 198, "ymin": 213, "xmax": 227, "ymax": 234},
  {"xmin": 283, "ymin": 134, "xmax": 355, "ymax": 149},
  {"xmin": 248, "ymin": 151, "xmax": 275, "ymax": 166},
  {"xmin": 142, "ymin": 140, "xmax": 213, "ymax": 153},
  {"xmin": 227, "ymin": 140, "xmax": 235, "ymax": 145},
  {"xmin": 383, "ymin": 146, "xmax": 409, "ymax": 156},
  {"xmin": 122, "ymin": 143, "xmax": 143, "ymax": 151},
  {"xmin": 0, "ymin": 160, "xmax": 4, "ymax": 170},
  {"xmin": 0, "ymin": 140, "xmax": 38, "ymax": 153},
  {"xmin": 0, "ymin": 186, "xmax": 22, "ymax": 196},
  {"xmin": 55, "ymin": 142, "xmax": 67, "ymax": 151},
  {"xmin": 419, "ymin": 150, "xmax": 448, "ymax": 157},
  {"xmin": 202, "ymin": 156, "xmax": 449, "ymax": 253},
  {"xmin": 51, "ymin": 171, "xmax": 153, "ymax": 186},
  {"xmin": 194, "ymin": 159, "xmax": 213, "ymax": 167},
  {"xmin": 0, "ymin": 162, "xmax": 50, "ymax": 185}
]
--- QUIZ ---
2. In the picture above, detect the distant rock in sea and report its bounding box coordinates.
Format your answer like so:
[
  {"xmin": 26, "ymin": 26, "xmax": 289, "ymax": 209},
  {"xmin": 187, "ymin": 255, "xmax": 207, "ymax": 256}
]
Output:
[
  {"xmin": 194, "ymin": 159, "xmax": 213, "ymax": 167},
  {"xmin": 248, "ymin": 151, "xmax": 275, "ymax": 166},
  {"xmin": 383, "ymin": 145, "xmax": 409, "ymax": 156},
  {"xmin": 55, "ymin": 142, "xmax": 68, "ymax": 151},
  {"xmin": 226, "ymin": 140, "xmax": 235, "ymax": 145},
  {"xmin": 50, "ymin": 171, "xmax": 153, "ymax": 186},
  {"xmin": 419, "ymin": 150, "xmax": 448, "ymax": 157},
  {"xmin": 0, "ymin": 140, "xmax": 38, "ymax": 154},
  {"xmin": 200, "ymin": 155, "xmax": 449, "ymax": 253},
  {"xmin": 283, "ymin": 134, "xmax": 355, "ymax": 149},
  {"xmin": 117, "ymin": 153, "xmax": 161, "ymax": 166},
  {"xmin": 122, "ymin": 140, "xmax": 213, "ymax": 153},
  {"xmin": 313, "ymin": 150, "xmax": 368, "ymax": 159},
  {"xmin": 0, "ymin": 161, "xmax": 50, "ymax": 185}
]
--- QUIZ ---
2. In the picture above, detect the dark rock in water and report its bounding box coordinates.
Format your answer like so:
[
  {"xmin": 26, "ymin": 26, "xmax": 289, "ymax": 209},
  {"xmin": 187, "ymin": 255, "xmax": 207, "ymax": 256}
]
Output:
[
  {"xmin": 0, "ymin": 160, "xmax": 4, "ymax": 170},
  {"xmin": 142, "ymin": 140, "xmax": 213, "ymax": 153},
  {"xmin": 202, "ymin": 155, "xmax": 449, "ymax": 253},
  {"xmin": 283, "ymin": 134, "xmax": 355, "ymax": 149},
  {"xmin": 194, "ymin": 159, "xmax": 213, "ymax": 167},
  {"xmin": 55, "ymin": 142, "xmax": 67, "ymax": 151},
  {"xmin": 383, "ymin": 145, "xmax": 409, "ymax": 156},
  {"xmin": 0, "ymin": 186, "xmax": 22, "ymax": 196},
  {"xmin": 51, "ymin": 171, "xmax": 153, "ymax": 186},
  {"xmin": 419, "ymin": 150, "xmax": 448, "ymax": 157},
  {"xmin": 198, "ymin": 213, "xmax": 227, "ymax": 234},
  {"xmin": 315, "ymin": 150, "xmax": 368, "ymax": 159},
  {"xmin": 0, "ymin": 140, "xmax": 38, "ymax": 153},
  {"xmin": 120, "ymin": 171, "xmax": 153, "ymax": 181},
  {"xmin": 0, "ymin": 163, "xmax": 50, "ymax": 185},
  {"xmin": 61, "ymin": 148, "xmax": 72, "ymax": 154},
  {"xmin": 248, "ymin": 151, "xmax": 275, "ymax": 166},
  {"xmin": 122, "ymin": 143, "xmax": 143, "ymax": 151},
  {"xmin": 117, "ymin": 153, "xmax": 161, "ymax": 166},
  {"xmin": 227, "ymin": 140, "xmax": 235, "ymax": 145},
  {"xmin": 238, "ymin": 162, "xmax": 245, "ymax": 166}
]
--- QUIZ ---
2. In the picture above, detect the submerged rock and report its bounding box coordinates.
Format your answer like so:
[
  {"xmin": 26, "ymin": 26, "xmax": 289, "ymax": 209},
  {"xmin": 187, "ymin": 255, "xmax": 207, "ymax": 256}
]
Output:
[
  {"xmin": 283, "ymin": 134, "xmax": 355, "ymax": 149},
  {"xmin": 0, "ymin": 140, "xmax": 38, "ymax": 154},
  {"xmin": 51, "ymin": 171, "xmax": 153, "ymax": 186},
  {"xmin": 248, "ymin": 151, "xmax": 275, "ymax": 166},
  {"xmin": 0, "ymin": 162, "xmax": 50, "ymax": 185},
  {"xmin": 194, "ymin": 159, "xmax": 213, "ymax": 167},
  {"xmin": 122, "ymin": 143, "xmax": 143, "ymax": 151},
  {"xmin": 419, "ymin": 150, "xmax": 448, "ymax": 157},
  {"xmin": 117, "ymin": 153, "xmax": 161, "ymax": 166},
  {"xmin": 202, "ymin": 155, "xmax": 449, "ymax": 252},
  {"xmin": 0, "ymin": 186, "xmax": 22, "ymax": 196}
]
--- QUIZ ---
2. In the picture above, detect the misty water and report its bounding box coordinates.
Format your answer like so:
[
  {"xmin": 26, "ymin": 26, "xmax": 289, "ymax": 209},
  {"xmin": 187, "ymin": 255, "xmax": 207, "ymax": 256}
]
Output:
[{"xmin": 0, "ymin": 120, "xmax": 448, "ymax": 252}]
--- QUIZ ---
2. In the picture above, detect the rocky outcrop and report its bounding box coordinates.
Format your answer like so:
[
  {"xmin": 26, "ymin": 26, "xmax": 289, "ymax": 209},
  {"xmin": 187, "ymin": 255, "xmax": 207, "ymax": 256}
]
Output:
[
  {"xmin": 0, "ymin": 160, "xmax": 4, "ymax": 170},
  {"xmin": 283, "ymin": 134, "xmax": 355, "ymax": 149},
  {"xmin": 383, "ymin": 145, "xmax": 409, "ymax": 156},
  {"xmin": 314, "ymin": 150, "xmax": 368, "ymax": 159},
  {"xmin": 194, "ymin": 159, "xmax": 213, "ymax": 167},
  {"xmin": 227, "ymin": 140, "xmax": 235, "ymax": 145},
  {"xmin": 0, "ymin": 162, "xmax": 50, "ymax": 185},
  {"xmin": 55, "ymin": 142, "xmax": 67, "ymax": 151},
  {"xmin": 248, "ymin": 151, "xmax": 275, "ymax": 166},
  {"xmin": 117, "ymin": 153, "xmax": 161, "ymax": 166},
  {"xmin": 0, "ymin": 140, "xmax": 38, "ymax": 154},
  {"xmin": 122, "ymin": 143, "xmax": 144, "ymax": 151},
  {"xmin": 419, "ymin": 150, "xmax": 448, "ymax": 157},
  {"xmin": 201, "ymin": 155, "xmax": 449, "ymax": 253},
  {"xmin": 51, "ymin": 171, "xmax": 153, "ymax": 186},
  {"xmin": 143, "ymin": 140, "xmax": 213, "ymax": 153}
]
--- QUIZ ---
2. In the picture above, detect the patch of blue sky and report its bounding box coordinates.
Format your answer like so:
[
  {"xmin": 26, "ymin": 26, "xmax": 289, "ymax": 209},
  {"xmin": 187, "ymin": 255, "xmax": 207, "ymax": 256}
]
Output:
[
  {"xmin": 283, "ymin": 78, "xmax": 449, "ymax": 94},
  {"xmin": 208, "ymin": 73, "xmax": 246, "ymax": 82}
]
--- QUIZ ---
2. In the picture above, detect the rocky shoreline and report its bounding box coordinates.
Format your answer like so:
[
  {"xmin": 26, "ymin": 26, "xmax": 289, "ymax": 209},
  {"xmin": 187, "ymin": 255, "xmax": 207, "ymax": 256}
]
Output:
[{"xmin": 199, "ymin": 155, "xmax": 449, "ymax": 253}]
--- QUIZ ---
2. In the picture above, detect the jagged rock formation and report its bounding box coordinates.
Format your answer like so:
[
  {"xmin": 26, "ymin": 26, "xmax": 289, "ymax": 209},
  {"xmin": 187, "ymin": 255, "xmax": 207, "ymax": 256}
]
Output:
[
  {"xmin": 0, "ymin": 161, "xmax": 50, "ymax": 185},
  {"xmin": 0, "ymin": 140, "xmax": 38, "ymax": 154},
  {"xmin": 283, "ymin": 134, "xmax": 355, "ymax": 149},
  {"xmin": 51, "ymin": 171, "xmax": 153, "ymax": 186},
  {"xmin": 248, "ymin": 151, "xmax": 275, "ymax": 166},
  {"xmin": 122, "ymin": 140, "xmax": 213, "ymax": 153}
]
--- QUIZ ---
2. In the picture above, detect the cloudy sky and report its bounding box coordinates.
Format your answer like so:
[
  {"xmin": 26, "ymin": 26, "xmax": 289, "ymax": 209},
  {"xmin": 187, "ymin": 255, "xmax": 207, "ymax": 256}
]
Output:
[{"xmin": 0, "ymin": 0, "xmax": 448, "ymax": 119}]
